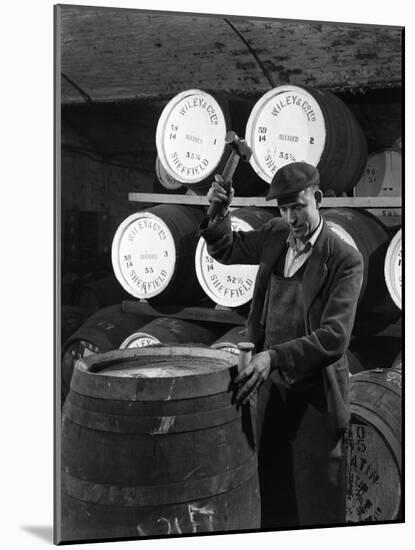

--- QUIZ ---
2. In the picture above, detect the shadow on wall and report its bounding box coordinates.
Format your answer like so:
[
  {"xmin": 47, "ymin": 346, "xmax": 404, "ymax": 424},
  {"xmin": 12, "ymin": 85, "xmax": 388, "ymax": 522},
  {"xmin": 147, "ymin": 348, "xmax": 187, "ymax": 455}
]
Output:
[{"xmin": 20, "ymin": 525, "xmax": 53, "ymax": 543}]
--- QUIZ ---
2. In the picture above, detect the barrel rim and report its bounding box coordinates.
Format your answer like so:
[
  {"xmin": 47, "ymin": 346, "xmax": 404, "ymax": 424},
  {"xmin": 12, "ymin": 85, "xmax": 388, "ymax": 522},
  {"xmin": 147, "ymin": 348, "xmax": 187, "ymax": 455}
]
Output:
[
  {"xmin": 111, "ymin": 211, "xmax": 177, "ymax": 300},
  {"xmin": 71, "ymin": 346, "xmax": 239, "ymax": 401},
  {"xmin": 353, "ymin": 366, "xmax": 400, "ymax": 387},
  {"xmin": 75, "ymin": 346, "xmax": 236, "ymax": 374},
  {"xmin": 245, "ymin": 84, "xmax": 326, "ymax": 183},
  {"xmin": 155, "ymin": 156, "xmax": 183, "ymax": 190},
  {"xmin": 325, "ymin": 219, "xmax": 359, "ymax": 250},
  {"xmin": 384, "ymin": 228, "xmax": 402, "ymax": 310},
  {"xmin": 155, "ymin": 88, "xmax": 227, "ymax": 185}
]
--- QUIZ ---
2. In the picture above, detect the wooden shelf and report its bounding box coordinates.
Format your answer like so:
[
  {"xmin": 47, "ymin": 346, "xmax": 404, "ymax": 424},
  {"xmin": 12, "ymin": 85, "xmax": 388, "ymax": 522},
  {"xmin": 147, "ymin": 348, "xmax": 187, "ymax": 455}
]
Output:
[{"xmin": 129, "ymin": 193, "xmax": 402, "ymax": 209}]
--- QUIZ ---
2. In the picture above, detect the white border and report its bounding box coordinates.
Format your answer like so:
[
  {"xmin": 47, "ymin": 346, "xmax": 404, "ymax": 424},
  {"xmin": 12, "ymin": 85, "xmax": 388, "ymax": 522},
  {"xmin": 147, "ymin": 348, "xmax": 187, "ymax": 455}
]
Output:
[{"xmin": 2, "ymin": 1, "xmax": 410, "ymax": 549}]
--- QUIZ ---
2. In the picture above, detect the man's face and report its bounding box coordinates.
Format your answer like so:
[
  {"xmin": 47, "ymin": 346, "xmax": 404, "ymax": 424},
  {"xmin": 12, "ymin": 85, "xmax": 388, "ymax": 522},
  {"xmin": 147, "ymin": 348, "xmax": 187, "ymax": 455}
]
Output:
[{"xmin": 278, "ymin": 187, "xmax": 320, "ymax": 243}]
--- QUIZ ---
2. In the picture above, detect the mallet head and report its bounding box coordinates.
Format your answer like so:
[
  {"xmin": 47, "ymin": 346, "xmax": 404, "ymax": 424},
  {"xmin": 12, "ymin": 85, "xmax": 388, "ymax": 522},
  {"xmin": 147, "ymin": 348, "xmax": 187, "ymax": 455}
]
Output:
[{"xmin": 225, "ymin": 131, "xmax": 252, "ymax": 163}]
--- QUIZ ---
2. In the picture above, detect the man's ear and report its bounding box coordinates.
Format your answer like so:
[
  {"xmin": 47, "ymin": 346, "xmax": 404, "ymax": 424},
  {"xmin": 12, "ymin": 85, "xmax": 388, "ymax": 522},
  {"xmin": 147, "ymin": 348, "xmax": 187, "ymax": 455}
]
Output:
[{"xmin": 314, "ymin": 189, "xmax": 323, "ymax": 207}]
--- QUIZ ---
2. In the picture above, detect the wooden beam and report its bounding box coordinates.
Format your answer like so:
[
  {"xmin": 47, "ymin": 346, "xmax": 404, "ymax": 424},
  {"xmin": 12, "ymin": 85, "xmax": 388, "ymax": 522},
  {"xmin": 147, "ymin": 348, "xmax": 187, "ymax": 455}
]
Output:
[{"xmin": 128, "ymin": 193, "xmax": 402, "ymax": 209}]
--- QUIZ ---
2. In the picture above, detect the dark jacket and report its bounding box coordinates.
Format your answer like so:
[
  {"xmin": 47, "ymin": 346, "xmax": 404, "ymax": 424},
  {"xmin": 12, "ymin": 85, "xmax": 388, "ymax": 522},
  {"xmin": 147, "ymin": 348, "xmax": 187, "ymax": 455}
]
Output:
[{"xmin": 199, "ymin": 213, "xmax": 364, "ymax": 435}]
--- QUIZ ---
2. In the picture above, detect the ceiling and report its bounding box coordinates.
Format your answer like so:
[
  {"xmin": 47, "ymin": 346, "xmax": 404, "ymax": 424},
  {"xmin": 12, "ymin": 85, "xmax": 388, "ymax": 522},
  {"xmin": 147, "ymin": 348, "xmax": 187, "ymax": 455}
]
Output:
[{"xmin": 58, "ymin": 6, "xmax": 403, "ymax": 105}]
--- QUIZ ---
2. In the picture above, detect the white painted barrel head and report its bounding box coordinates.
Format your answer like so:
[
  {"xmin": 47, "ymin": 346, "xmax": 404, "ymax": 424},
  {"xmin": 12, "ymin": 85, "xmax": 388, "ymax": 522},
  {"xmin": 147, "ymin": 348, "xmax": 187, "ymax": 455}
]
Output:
[
  {"xmin": 119, "ymin": 332, "xmax": 161, "ymax": 349},
  {"xmin": 195, "ymin": 217, "xmax": 259, "ymax": 307},
  {"xmin": 155, "ymin": 156, "xmax": 183, "ymax": 190},
  {"xmin": 326, "ymin": 221, "xmax": 359, "ymax": 251},
  {"xmin": 245, "ymin": 85, "xmax": 326, "ymax": 183},
  {"xmin": 384, "ymin": 229, "xmax": 402, "ymax": 310},
  {"xmin": 354, "ymin": 150, "xmax": 402, "ymax": 197},
  {"xmin": 156, "ymin": 89, "xmax": 227, "ymax": 185},
  {"xmin": 111, "ymin": 212, "xmax": 176, "ymax": 299}
]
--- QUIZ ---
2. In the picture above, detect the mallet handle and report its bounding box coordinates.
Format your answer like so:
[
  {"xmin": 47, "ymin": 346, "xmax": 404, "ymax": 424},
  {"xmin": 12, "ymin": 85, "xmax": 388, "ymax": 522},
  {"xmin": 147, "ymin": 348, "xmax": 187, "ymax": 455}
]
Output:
[{"xmin": 207, "ymin": 148, "xmax": 239, "ymax": 220}]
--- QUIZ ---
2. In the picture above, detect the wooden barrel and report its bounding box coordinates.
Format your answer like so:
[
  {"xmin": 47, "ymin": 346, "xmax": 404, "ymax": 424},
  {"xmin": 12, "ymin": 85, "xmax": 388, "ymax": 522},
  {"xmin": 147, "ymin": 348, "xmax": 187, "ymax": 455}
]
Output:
[
  {"xmin": 195, "ymin": 207, "xmax": 276, "ymax": 307},
  {"xmin": 61, "ymin": 346, "xmax": 259, "ymax": 541},
  {"xmin": 155, "ymin": 89, "xmax": 266, "ymax": 196},
  {"xmin": 354, "ymin": 150, "xmax": 401, "ymax": 198},
  {"xmin": 345, "ymin": 368, "xmax": 402, "ymax": 523},
  {"xmin": 322, "ymin": 208, "xmax": 391, "ymax": 310},
  {"xmin": 384, "ymin": 229, "xmax": 402, "ymax": 310},
  {"xmin": 353, "ymin": 150, "xmax": 401, "ymax": 218},
  {"xmin": 72, "ymin": 273, "xmax": 132, "ymax": 316},
  {"xmin": 154, "ymin": 156, "xmax": 186, "ymax": 192},
  {"xmin": 245, "ymin": 85, "xmax": 367, "ymax": 194},
  {"xmin": 112, "ymin": 205, "xmax": 205, "ymax": 305},
  {"xmin": 119, "ymin": 317, "xmax": 223, "ymax": 349},
  {"xmin": 61, "ymin": 306, "xmax": 87, "ymax": 346},
  {"xmin": 61, "ymin": 305, "xmax": 150, "ymax": 403}
]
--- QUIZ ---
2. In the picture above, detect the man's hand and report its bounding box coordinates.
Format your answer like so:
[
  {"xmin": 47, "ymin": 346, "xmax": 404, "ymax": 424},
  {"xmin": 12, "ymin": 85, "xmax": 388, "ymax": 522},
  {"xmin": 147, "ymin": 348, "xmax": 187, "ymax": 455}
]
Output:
[
  {"xmin": 233, "ymin": 351, "xmax": 272, "ymax": 405},
  {"xmin": 207, "ymin": 175, "xmax": 235, "ymax": 211}
]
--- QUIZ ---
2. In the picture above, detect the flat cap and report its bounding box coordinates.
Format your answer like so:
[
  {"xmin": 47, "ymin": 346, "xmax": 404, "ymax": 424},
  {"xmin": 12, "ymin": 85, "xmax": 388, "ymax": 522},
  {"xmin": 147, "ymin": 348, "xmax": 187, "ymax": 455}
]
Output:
[{"xmin": 266, "ymin": 161, "xmax": 320, "ymax": 203}]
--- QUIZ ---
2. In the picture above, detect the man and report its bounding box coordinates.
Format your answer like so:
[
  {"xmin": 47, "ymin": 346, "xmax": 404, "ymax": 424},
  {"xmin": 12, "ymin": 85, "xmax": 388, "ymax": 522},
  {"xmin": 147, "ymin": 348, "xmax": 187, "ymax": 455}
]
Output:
[{"xmin": 199, "ymin": 161, "xmax": 363, "ymax": 529}]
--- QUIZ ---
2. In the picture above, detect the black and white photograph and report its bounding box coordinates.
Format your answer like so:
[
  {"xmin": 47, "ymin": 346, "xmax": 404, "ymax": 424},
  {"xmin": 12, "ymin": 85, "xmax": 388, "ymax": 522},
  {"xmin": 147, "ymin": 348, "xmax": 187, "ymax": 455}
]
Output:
[
  {"xmin": 3, "ymin": 1, "xmax": 411, "ymax": 548},
  {"xmin": 53, "ymin": 2, "xmax": 404, "ymax": 545}
]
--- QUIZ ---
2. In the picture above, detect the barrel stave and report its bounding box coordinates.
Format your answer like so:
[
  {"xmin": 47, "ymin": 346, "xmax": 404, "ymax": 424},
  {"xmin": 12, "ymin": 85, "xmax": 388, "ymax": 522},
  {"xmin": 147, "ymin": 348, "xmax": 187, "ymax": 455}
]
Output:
[
  {"xmin": 61, "ymin": 347, "xmax": 259, "ymax": 540},
  {"xmin": 62, "ymin": 474, "xmax": 260, "ymax": 539},
  {"xmin": 61, "ymin": 305, "xmax": 150, "ymax": 403},
  {"xmin": 346, "ymin": 368, "xmax": 402, "ymax": 523},
  {"xmin": 62, "ymin": 413, "xmax": 254, "ymax": 486}
]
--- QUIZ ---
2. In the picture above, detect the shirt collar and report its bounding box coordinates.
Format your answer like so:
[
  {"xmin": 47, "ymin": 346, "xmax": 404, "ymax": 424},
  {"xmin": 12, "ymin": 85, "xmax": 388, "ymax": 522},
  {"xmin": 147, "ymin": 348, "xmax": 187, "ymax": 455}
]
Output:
[{"xmin": 287, "ymin": 215, "xmax": 323, "ymax": 252}]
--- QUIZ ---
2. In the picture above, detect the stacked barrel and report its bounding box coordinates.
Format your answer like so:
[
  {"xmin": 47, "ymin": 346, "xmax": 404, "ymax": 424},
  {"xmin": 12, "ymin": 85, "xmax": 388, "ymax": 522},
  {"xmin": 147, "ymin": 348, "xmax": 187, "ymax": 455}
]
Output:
[
  {"xmin": 113, "ymin": 85, "xmax": 402, "ymax": 318},
  {"xmin": 245, "ymin": 85, "xmax": 368, "ymax": 194},
  {"xmin": 60, "ymin": 85, "xmax": 402, "ymax": 538}
]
